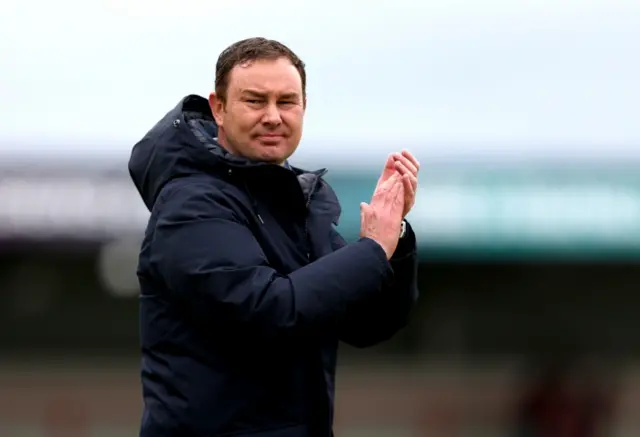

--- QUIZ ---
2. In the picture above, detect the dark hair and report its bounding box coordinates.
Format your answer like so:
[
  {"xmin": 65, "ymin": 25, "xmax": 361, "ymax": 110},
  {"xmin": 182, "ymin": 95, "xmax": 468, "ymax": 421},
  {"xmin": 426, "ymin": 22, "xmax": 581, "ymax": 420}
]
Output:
[{"xmin": 215, "ymin": 37, "xmax": 306, "ymax": 103}]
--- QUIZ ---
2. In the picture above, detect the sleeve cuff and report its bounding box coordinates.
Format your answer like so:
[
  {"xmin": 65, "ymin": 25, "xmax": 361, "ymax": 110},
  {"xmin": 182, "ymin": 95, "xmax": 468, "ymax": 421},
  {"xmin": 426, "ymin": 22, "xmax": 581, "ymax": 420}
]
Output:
[{"xmin": 392, "ymin": 220, "xmax": 417, "ymax": 259}]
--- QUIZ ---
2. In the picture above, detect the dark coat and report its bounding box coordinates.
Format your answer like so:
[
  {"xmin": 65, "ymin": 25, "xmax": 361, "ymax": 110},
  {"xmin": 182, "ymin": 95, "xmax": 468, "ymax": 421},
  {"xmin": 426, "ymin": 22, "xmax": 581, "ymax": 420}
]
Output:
[{"xmin": 128, "ymin": 95, "xmax": 419, "ymax": 437}]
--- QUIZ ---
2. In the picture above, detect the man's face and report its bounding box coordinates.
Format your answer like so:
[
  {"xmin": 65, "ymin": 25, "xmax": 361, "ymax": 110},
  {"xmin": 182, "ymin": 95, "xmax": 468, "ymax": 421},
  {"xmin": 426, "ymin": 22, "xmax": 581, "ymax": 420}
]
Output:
[{"xmin": 209, "ymin": 57, "xmax": 305, "ymax": 165}]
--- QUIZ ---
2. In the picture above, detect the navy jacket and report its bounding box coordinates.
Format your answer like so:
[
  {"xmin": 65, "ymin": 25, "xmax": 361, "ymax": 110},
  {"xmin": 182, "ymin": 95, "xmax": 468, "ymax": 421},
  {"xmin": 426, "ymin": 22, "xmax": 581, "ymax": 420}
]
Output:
[{"xmin": 128, "ymin": 95, "xmax": 419, "ymax": 437}]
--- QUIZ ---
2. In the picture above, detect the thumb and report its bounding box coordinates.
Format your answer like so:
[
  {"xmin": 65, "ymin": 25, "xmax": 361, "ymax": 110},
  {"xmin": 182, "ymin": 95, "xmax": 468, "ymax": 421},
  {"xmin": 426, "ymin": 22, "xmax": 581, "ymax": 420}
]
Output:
[
  {"xmin": 359, "ymin": 202, "xmax": 369, "ymax": 236},
  {"xmin": 360, "ymin": 202, "xmax": 369, "ymax": 216}
]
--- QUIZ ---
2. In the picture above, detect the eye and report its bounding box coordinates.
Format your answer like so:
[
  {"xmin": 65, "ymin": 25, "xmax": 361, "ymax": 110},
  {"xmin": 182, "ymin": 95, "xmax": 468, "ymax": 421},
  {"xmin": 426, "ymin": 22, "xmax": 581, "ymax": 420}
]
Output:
[{"xmin": 246, "ymin": 99, "xmax": 263, "ymax": 104}]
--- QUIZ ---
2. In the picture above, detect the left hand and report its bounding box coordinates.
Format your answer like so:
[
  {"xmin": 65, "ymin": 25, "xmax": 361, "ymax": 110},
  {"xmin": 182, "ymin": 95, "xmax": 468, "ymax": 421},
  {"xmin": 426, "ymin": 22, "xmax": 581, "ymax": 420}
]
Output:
[{"xmin": 374, "ymin": 150, "xmax": 420, "ymax": 218}]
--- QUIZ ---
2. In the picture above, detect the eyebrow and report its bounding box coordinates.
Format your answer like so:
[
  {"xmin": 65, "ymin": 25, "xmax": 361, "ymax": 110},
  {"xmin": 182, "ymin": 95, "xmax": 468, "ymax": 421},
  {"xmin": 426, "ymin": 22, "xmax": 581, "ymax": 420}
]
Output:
[{"xmin": 241, "ymin": 89, "xmax": 301, "ymax": 100}]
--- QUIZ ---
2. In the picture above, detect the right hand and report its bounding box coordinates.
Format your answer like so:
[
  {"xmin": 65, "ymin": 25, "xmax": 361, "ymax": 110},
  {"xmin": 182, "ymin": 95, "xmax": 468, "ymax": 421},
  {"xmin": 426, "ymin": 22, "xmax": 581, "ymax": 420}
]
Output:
[{"xmin": 359, "ymin": 172, "xmax": 405, "ymax": 259}]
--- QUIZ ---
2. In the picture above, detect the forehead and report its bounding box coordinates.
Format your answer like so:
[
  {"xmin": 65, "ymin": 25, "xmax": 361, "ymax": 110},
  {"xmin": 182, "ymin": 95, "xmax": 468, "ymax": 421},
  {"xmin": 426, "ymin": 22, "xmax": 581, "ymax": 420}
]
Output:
[{"xmin": 228, "ymin": 57, "xmax": 303, "ymax": 96}]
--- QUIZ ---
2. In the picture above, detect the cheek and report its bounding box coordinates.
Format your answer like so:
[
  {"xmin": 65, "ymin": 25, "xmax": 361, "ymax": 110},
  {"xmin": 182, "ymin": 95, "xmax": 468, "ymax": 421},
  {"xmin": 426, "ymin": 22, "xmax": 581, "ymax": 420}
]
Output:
[
  {"xmin": 226, "ymin": 107, "xmax": 258, "ymax": 131},
  {"xmin": 244, "ymin": 115, "xmax": 268, "ymax": 137},
  {"xmin": 284, "ymin": 111, "xmax": 304, "ymax": 133}
]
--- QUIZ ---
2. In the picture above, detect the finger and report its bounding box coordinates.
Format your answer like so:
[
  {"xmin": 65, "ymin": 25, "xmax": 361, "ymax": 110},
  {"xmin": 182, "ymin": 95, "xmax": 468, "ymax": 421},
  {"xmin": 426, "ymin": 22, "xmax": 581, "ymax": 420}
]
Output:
[
  {"xmin": 401, "ymin": 149, "xmax": 420, "ymax": 171},
  {"xmin": 402, "ymin": 174, "xmax": 415, "ymax": 216},
  {"xmin": 402, "ymin": 173, "xmax": 415, "ymax": 197},
  {"xmin": 402, "ymin": 169, "xmax": 418, "ymax": 191},
  {"xmin": 360, "ymin": 201, "xmax": 367, "ymax": 224},
  {"xmin": 383, "ymin": 154, "xmax": 396, "ymax": 171},
  {"xmin": 393, "ymin": 154, "xmax": 418, "ymax": 175},
  {"xmin": 374, "ymin": 154, "xmax": 396, "ymax": 191},
  {"xmin": 380, "ymin": 154, "xmax": 396, "ymax": 180},
  {"xmin": 361, "ymin": 202, "xmax": 374, "ymax": 220},
  {"xmin": 394, "ymin": 160, "xmax": 417, "ymax": 179}
]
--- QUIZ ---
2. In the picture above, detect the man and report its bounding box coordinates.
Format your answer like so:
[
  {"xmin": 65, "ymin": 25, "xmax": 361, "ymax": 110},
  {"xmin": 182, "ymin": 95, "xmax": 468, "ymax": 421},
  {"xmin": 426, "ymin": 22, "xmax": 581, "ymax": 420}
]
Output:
[{"xmin": 128, "ymin": 37, "xmax": 420, "ymax": 437}]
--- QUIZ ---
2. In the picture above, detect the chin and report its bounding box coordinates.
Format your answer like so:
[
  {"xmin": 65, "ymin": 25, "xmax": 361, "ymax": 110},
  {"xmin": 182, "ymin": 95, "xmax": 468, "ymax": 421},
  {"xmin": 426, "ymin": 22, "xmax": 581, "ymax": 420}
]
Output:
[
  {"xmin": 261, "ymin": 154, "xmax": 288, "ymax": 165},
  {"xmin": 254, "ymin": 145, "xmax": 293, "ymax": 165}
]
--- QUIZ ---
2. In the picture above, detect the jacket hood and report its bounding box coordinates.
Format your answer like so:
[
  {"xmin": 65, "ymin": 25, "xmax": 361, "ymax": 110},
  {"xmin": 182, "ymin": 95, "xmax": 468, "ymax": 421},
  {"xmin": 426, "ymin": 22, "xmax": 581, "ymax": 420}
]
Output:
[{"xmin": 129, "ymin": 94, "xmax": 311, "ymax": 211}]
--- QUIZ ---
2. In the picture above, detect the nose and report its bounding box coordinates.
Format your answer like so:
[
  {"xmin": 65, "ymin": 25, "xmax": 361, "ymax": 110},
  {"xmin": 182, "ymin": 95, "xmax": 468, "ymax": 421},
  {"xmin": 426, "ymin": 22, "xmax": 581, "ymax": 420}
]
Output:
[{"xmin": 261, "ymin": 103, "xmax": 282, "ymax": 127}]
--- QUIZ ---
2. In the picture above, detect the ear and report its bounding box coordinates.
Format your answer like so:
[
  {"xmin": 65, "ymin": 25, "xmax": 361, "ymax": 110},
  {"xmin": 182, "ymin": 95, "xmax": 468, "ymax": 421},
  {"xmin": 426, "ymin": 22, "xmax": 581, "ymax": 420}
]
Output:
[{"xmin": 208, "ymin": 92, "xmax": 225, "ymax": 127}]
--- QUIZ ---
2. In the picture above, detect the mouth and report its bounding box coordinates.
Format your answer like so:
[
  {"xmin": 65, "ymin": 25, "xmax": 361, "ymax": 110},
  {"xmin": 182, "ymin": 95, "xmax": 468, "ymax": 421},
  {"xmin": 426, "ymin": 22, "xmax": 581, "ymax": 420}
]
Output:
[{"xmin": 256, "ymin": 134, "xmax": 285, "ymax": 143}]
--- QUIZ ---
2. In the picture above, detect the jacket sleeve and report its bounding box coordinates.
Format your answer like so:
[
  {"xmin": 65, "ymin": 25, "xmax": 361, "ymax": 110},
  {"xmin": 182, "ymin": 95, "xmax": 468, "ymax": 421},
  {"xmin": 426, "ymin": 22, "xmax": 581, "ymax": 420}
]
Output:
[
  {"xmin": 147, "ymin": 182, "xmax": 393, "ymax": 340},
  {"xmin": 337, "ymin": 221, "xmax": 419, "ymax": 348}
]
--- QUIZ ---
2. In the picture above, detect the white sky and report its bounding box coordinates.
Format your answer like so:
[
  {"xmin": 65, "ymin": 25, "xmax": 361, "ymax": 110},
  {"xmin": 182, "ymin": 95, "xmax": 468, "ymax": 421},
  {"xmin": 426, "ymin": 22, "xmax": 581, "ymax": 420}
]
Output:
[{"xmin": 1, "ymin": 0, "xmax": 639, "ymax": 166}]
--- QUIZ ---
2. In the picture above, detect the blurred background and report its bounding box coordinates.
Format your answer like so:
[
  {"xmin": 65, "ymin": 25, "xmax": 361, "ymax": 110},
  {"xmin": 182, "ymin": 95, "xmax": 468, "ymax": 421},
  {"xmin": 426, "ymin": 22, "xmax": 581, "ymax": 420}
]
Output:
[{"xmin": 1, "ymin": 0, "xmax": 640, "ymax": 436}]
